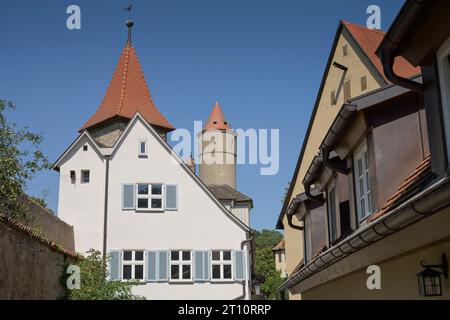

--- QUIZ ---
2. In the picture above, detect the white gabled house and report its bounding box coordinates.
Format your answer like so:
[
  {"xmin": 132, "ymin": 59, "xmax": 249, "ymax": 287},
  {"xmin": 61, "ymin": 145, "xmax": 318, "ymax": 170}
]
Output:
[{"xmin": 54, "ymin": 23, "xmax": 253, "ymax": 300}]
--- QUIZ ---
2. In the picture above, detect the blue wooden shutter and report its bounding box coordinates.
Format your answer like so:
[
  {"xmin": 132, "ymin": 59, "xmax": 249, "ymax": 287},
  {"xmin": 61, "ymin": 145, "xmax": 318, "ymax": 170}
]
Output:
[
  {"xmin": 122, "ymin": 184, "xmax": 135, "ymax": 210},
  {"xmin": 165, "ymin": 185, "xmax": 178, "ymax": 211},
  {"xmin": 146, "ymin": 251, "xmax": 157, "ymax": 281},
  {"xmin": 234, "ymin": 250, "xmax": 245, "ymax": 281},
  {"xmin": 204, "ymin": 251, "xmax": 210, "ymax": 281},
  {"xmin": 158, "ymin": 251, "xmax": 169, "ymax": 281},
  {"xmin": 109, "ymin": 251, "xmax": 121, "ymax": 280},
  {"xmin": 194, "ymin": 251, "xmax": 210, "ymax": 281}
]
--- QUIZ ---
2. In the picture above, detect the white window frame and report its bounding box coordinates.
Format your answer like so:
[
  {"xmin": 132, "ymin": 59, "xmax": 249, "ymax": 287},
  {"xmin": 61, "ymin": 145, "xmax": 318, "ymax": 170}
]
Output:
[
  {"xmin": 353, "ymin": 141, "xmax": 372, "ymax": 222},
  {"xmin": 121, "ymin": 250, "xmax": 145, "ymax": 282},
  {"xmin": 327, "ymin": 180, "xmax": 340, "ymax": 244},
  {"xmin": 136, "ymin": 183, "xmax": 164, "ymax": 212},
  {"xmin": 437, "ymin": 36, "xmax": 450, "ymax": 164},
  {"xmin": 211, "ymin": 250, "xmax": 233, "ymax": 282},
  {"xmin": 169, "ymin": 250, "xmax": 193, "ymax": 282},
  {"xmin": 138, "ymin": 139, "xmax": 148, "ymax": 157}
]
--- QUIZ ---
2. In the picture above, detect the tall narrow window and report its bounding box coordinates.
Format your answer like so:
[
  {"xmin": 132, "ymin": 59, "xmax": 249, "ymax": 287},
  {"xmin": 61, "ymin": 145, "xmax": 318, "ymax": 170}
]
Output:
[
  {"xmin": 170, "ymin": 250, "xmax": 192, "ymax": 281},
  {"xmin": 343, "ymin": 44, "xmax": 348, "ymax": 56},
  {"xmin": 354, "ymin": 142, "xmax": 372, "ymax": 222},
  {"xmin": 361, "ymin": 76, "xmax": 367, "ymax": 91},
  {"xmin": 122, "ymin": 250, "xmax": 144, "ymax": 281},
  {"xmin": 138, "ymin": 140, "xmax": 148, "ymax": 157},
  {"xmin": 211, "ymin": 251, "xmax": 233, "ymax": 280},
  {"xmin": 330, "ymin": 90, "xmax": 336, "ymax": 105},
  {"xmin": 81, "ymin": 170, "xmax": 90, "ymax": 184},
  {"xmin": 343, "ymin": 80, "xmax": 351, "ymax": 101},
  {"xmin": 327, "ymin": 182, "xmax": 339, "ymax": 244},
  {"xmin": 303, "ymin": 214, "xmax": 312, "ymax": 263}
]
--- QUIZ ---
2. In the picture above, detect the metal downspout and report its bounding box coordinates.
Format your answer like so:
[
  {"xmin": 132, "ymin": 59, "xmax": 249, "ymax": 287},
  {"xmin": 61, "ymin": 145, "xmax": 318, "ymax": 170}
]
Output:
[{"xmin": 102, "ymin": 155, "xmax": 110, "ymax": 260}]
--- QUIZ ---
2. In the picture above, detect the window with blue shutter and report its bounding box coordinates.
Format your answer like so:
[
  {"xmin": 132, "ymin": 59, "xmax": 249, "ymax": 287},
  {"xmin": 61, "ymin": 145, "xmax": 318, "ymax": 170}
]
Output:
[
  {"xmin": 165, "ymin": 185, "xmax": 178, "ymax": 211},
  {"xmin": 146, "ymin": 251, "xmax": 157, "ymax": 281},
  {"xmin": 109, "ymin": 251, "xmax": 121, "ymax": 280},
  {"xmin": 146, "ymin": 250, "xmax": 169, "ymax": 282},
  {"xmin": 122, "ymin": 184, "xmax": 135, "ymax": 210},
  {"xmin": 194, "ymin": 251, "xmax": 210, "ymax": 282},
  {"xmin": 234, "ymin": 250, "xmax": 245, "ymax": 281},
  {"xmin": 158, "ymin": 251, "xmax": 169, "ymax": 281}
]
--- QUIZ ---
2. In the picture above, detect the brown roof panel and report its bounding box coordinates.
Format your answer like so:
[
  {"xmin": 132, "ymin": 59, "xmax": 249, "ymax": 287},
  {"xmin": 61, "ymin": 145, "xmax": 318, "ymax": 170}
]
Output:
[
  {"xmin": 80, "ymin": 44, "xmax": 174, "ymax": 132},
  {"xmin": 368, "ymin": 154, "xmax": 431, "ymax": 222},
  {"xmin": 272, "ymin": 239, "xmax": 285, "ymax": 251}
]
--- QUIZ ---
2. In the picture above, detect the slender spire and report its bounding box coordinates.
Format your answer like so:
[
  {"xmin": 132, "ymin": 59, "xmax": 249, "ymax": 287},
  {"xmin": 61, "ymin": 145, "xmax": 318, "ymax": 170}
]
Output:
[
  {"xmin": 124, "ymin": 4, "xmax": 134, "ymax": 44},
  {"xmin": 203, "ymin": 102, "xmax": 231, "ymax": 130},
  {"xmin": 126, "ymin": 19, "xmax": 134, "ymax": 44}
]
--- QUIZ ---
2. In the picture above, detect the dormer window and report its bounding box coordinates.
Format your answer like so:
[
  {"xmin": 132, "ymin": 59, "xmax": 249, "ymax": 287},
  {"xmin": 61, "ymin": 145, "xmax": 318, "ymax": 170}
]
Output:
[{"xmin": 138, "ymin": 140, "xmax": 148, "ymax": 158}]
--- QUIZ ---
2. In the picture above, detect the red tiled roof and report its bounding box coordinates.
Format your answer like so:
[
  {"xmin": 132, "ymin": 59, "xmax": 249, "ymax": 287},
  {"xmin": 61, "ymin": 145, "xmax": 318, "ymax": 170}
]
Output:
[
  {"xmin": 204, "ymin": 102, "xmax": 231, "ymax": 130},
  {"xmin": 0, "ymin": 212, "xmax": 80, "ymax": 259},
  {"xmin": 368, "ymin": 154, "xmax": 431, "ymax": 223},
  {"xmin": 342, "ymin": 21, "xmax": 420, "ymax": 82},
  {"xmin": 80, "ymin": 44, "xmax": 174, "ymax": 131}
]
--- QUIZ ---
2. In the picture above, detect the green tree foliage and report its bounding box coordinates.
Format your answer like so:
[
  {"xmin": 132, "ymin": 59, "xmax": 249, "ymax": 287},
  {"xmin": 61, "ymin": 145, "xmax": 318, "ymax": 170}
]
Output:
[
  {"xmin": 254, "ymin": 229, "xmax": 285, "ymax": 300},
  {"xmin": 0, "ymin": 100, "xmax": 50, "ymax": 220},
  {"xmin": 66, "ymin": 250, "xmax": 144, "ymax": 300}
]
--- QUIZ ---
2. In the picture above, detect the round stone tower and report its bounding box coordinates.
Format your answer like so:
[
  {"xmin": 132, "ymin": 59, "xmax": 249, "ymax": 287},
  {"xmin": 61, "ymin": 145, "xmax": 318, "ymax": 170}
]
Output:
[{"xmin": 198, "ymin": 102, "xmax": 237, "ymax": 189}]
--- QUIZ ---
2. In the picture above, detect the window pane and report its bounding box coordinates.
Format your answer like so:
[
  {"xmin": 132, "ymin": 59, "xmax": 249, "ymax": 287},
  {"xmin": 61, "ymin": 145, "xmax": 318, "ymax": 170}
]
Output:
[
  {"xmin": 123, "ymin": 251, "xmax": 132, "ymax": 261},
  {"xmin": 171, "ymin": 251, "xmax": 179, "ymax": 261},
  {"xmin": 82, "ymin": 170, "xmax": 90, "ymax": 183},
  {"xmin": 140, "ymin": 142, "xmax": 146, "ymax": 154},
  {"xmin": 151, "ymin": 198, "xmax": 162, "ymax": 209},
  {"xmin": 138, "ymin": 184, "xmax": 148, "ymax": 195},
  {"xmin": 123, "ymin": 265, "xmax": 132, "ymax": 280},
  {"xmin": 135, "ymin": 251, "xmax": 143, "ymax": 261},
  {"xmin": 223, "ymin": 265, "xmax": 232, "ymax": 279},
  {"xmin": 182, "ymin": 265, "xmax": 191, "ymax": 280},
  {"xmin": 212, "ymin": 264, "xmax": 221, "ymax": 279},
  {"xmin": 171, "ymin": 265, "xmax": 179, "ymax": 279},
  {"xmin": 138, "ymin": 198, "xmax": 148, "ymax": 209},
  {"xmin": 358, "ymin": 159, "xmax": 363, "ymax": 177},
  {"xmin": 182, "ymin": 251, "xmax": 191, "ymax": 261},
  {"xmin": 152, "ymin": 184, "xmax": 162, "ymax": 195},
  {"xmin": 135, "ymin": 265, "xmax": 143, "ymax": 280},
  {"xmin": 223, "ymin": 251, "xmax": 231, "ymax": 261},
  {"xmin": 212, "ymin": 251, "xmax": 220, "ymax": 261}
]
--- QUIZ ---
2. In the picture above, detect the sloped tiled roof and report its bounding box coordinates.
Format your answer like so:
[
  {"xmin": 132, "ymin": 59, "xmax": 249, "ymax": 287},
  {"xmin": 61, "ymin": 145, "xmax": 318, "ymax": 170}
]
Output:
[
  {"xmin": 204, "ymin": 102, "xmax": 231, "ymax": 131},
  {"xmin": 207, "ymin": 184, "xmax": 253, "ymax": 205},
  {"xmin": 272, "ymin": 239, "xmax": 285, "ymax": 251},
  {"xmin": 343, "ymin": 21, "xmax": 421, "ymax": 82},
  {"xmin": 80, "ymin": 44, "xmax": 174, "ymax": 131},
  {"xmin": 368, "ymin": 154, "xmax": 432, "ymax": 223}
]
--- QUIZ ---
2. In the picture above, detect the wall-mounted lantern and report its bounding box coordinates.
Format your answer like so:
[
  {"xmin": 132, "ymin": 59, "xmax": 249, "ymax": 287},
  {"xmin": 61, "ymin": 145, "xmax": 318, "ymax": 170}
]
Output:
[{"xmin": 417, "ymin": 254, "xmax": 448, "ymax": 297}]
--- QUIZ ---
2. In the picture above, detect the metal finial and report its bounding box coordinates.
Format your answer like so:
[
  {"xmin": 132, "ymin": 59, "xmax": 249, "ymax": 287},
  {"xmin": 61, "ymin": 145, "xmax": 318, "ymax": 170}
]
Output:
[{"xmin": 124, "ymin": 4, "xmax": 134, "ymax": 44}]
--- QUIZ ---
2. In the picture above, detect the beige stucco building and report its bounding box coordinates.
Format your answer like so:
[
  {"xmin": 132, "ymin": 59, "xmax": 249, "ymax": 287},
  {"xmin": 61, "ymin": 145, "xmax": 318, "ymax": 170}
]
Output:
[
  {"xmin": 278, "ymin": 0, "xmax": 450, "ymax": 299},
  {"xmin": 276, "ymin": 20, "xmax": 420, "ymax": 300}
]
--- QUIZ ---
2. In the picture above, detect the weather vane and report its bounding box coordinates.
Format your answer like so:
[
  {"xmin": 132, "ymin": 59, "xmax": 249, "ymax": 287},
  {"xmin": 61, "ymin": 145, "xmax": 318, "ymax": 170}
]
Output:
[{"xmin": 124, "ymin": 4, "xmax": 134, "ymax": 44}]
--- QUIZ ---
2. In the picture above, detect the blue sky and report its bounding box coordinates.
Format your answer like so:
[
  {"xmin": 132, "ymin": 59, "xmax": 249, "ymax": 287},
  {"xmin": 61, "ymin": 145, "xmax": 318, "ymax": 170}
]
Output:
[{"xmin": 0, "ymin": 0, "xmax": 404, "ymax": 230}]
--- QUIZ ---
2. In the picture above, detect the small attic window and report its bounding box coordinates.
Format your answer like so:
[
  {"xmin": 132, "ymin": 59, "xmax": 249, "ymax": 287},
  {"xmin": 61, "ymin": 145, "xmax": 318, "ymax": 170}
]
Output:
[
  {"xmin": 213, "ymin": 121, "xmax": 218, "ymax": 124},
  {"xmin": 361, "ymin": 76, "xmax": 368, "ymax": 91},
  {"xmin": 70, "ymin": 170, "xmax": 76, "ymax": 184},
  {"xmin": 224, "ymin": 121, "xmax": 228, "ymax": 125},
  {"xmin": 343, "ymin": 44, "xmax": 348, "ymax": 56},
  {"xmin": 83, "ymin": 145, "xmax": 88, "ymax": 151}
]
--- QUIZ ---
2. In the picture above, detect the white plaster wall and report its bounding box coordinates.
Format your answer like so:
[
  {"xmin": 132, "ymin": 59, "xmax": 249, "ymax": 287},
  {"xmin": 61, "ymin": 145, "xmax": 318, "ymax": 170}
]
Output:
[
  {"xmin": 57, "ymin": 136, "xmax": 105, "ymax": 254},
  {"xmin": 230, "ymin": 205, "xmax": 250, "ymax": 227},
  {"xmin": 107, "ymin": 118, "xmax": 249, "ymax": 299}
]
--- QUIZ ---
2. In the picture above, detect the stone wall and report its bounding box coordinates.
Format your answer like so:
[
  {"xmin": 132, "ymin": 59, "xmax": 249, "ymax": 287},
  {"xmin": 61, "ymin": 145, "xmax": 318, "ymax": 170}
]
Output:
[{"xmin": 0, "ymin": 214, "xmax": 78, "ymax": 300}]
